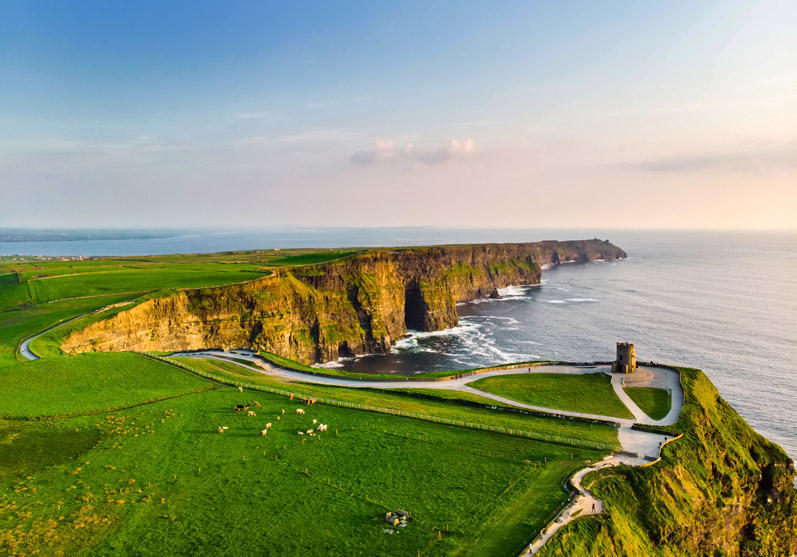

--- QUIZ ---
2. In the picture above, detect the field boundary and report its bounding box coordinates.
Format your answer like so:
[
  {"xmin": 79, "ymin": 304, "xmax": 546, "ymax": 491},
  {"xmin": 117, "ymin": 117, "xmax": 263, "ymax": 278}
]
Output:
[
  {"xmin": 151, "ymin": 354, "xmax": 614, "ymax": 451},
  {"xmin": 0, "ymin": 385, "xmax": 220, "ymax": 421}
]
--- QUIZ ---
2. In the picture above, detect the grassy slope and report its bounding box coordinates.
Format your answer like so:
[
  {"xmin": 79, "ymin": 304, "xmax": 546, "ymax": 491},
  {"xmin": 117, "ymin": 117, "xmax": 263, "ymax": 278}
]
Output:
[
  {"xmin": 172, "ymin": 357, "xmax": 619, "ymax": 448},
  {"xmin": 539, "ymin": 367, "xmax": 797, "ymax": 557},
  {"xmin": 0, "ymin": 294, "xmax": 140, "ymax": 365},
  {"xmin": 624, "ymin": 387, "xmax": 671, "ymax": 421},
  {"xmin": 471, "ymin": 373, "xmax": 634, "ymax": 419},
  {"xmin": 0, "ymin": 353, "xmax": 214, "ymax": 418},
  {"xmin": 0, "ymin": 376, "xmax": 601, "ymax": 556}
]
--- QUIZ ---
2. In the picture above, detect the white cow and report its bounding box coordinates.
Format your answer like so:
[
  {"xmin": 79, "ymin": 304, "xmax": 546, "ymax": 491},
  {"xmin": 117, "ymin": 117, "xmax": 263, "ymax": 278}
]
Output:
[{"xmin": 296, "ymin": 408, "xmax": 305, "ymax": 415}]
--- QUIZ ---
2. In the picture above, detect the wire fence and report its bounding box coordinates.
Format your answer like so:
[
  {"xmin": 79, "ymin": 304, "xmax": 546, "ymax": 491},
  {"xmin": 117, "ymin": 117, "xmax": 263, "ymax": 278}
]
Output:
[{"xmin": 143, "ymin": 353, "xmax": 613, "ymax": 451}]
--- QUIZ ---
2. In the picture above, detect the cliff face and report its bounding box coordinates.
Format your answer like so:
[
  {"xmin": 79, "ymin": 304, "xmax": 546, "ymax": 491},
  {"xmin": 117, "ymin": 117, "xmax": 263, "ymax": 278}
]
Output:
[
  {"xmin": 61, "ymin": 239, "xmax": 625, "ymax": 363},
  {"xmin": 540, "ymin": 368, "xmax": 797, "ymax": 557}
]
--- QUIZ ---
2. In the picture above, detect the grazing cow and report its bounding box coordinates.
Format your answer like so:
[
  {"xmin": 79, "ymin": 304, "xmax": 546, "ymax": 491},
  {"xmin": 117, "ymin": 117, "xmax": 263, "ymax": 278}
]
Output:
[
  {"xmin": 306, "ymin": 429, "xmax": 313, "ymax": 434},
  {"xmin": 254, "ymin": 401, "xmax": 261, "ymax": 407},
  {"xmin": 218, "ymin": 427, "xmax": 224, "ymax": 434},
  {"xmin": 238, "ymin": 386, "xmax": 243, "ymax": 392},
  {"xmin": 316, "ymin": 424, "xmax": 327, "ymax": 432},
  {"xmin": 276, "ymin": 416, "xmax": 280, "ymax": 421},
  {"xmin": 247, "ymin": 410, "xmax": 256, "ymax": 417},
  {"xmin": 260, "ymin": 428, "xmax": 268, "ymax": 437},
  {"xmin": 235, "ymin": 404, "xmax": 250, "ymax": 413},
  {"xmin": 265, "ymin": 423, "xmax": 272, "ymax": 430},
  {"xmin": 312, "ymin": 419, "xmax": 317, "ymax": 424},
  {"xmin": 281, "ymin": 409, "xmax": 285, "ymax": 414},
  {"xmin": 297, "ymin": 431, "xmax": 304, "ymax": 435},
  {"xmin": 296, "ymin": 409, "xmax": 305, "ymax": 415}
]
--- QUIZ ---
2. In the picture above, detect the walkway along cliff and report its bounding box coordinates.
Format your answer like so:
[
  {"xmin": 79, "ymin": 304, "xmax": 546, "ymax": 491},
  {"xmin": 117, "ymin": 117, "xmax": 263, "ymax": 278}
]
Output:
[{"xmin": 61, "ymin": 239, "xmax": 626, "ymax": 363}]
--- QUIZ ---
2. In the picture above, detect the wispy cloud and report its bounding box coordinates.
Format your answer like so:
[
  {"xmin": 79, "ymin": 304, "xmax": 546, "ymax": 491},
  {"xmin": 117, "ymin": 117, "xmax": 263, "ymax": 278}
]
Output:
[
  {"xmin": 351, "ymin": 138, "xmax": 476, "ymax": 167},
  {"xmin": 627, "ymin": 145, "xmax": 797, "ymax": 173}
]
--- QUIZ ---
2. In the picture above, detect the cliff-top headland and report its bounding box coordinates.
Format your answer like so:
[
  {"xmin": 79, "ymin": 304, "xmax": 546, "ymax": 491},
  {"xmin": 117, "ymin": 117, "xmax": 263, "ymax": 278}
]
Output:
[{"xmin": 61, "ymin": 239, "xmax": 626, "ymax": 363}]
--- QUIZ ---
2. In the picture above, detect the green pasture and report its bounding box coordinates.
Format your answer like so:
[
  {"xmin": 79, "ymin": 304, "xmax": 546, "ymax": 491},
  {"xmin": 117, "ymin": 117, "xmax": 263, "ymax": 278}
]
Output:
[
  {"xmin": 470, "ymin": 373, "xmax": 634, "ymax": 419},
  {"xmin": 171, "ymin": 357, "xmax": 619, "ymax": 448},
  {"xmin": 624, "ymin": 387, "xmax": 671, "ymax": 421},
  {"xmin": 0, "ymin": 353, "xmax": 214, "ymax": 418},
  {"xmin": 0, "ymin": 294, "xmax": 139, "ymax": 365},
  {"xmin": 0, "ymin": 362, "xmax": 602, "ymax": 556}
]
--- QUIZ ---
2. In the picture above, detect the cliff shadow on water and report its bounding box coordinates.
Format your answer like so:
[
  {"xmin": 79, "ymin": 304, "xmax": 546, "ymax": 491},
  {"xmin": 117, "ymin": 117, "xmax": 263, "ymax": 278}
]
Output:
[{"xmin": 61, "ymin": 239, "xmax": 626, "ymax": 364}]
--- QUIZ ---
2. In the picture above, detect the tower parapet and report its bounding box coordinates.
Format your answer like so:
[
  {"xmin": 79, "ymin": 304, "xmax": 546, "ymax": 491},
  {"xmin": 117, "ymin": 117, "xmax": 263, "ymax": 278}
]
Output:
[{"xmin": 613, "ymin": 342, "xmax": 637, "ymax": 373}]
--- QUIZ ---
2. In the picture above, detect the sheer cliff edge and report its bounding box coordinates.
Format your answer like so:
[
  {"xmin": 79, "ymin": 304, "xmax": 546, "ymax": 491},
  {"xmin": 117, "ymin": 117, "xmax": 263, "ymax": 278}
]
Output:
[{"xmin": 61, "ymin": 239, "xmax": 625, "ymax": 364}]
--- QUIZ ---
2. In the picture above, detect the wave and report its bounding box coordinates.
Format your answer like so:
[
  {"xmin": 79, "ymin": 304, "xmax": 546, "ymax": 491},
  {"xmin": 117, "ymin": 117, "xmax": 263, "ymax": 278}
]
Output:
[{"xmin": 566, "ymin": 298, "xmax": 598, "ymax": 303}]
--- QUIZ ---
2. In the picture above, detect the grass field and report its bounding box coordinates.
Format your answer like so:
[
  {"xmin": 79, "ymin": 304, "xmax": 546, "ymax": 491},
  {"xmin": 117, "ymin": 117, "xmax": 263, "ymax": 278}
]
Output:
[
  {"xmin": 624, "ymin": 387, "xmax": 671, "ymax": 420},
  {"xmin": 0, "ymin": 361, "xmax": 602, "ymax": 556},
  {"xmin": 470, "ymin": 373, "xmax": 634, "ymax": 419},
  {"xmin": 0, "ymin": 353, "xmax": 214, "ymax": 418},
  {"xmin": 171, "ymin": 357, "xmax": 619, "ymax": 448},
  {"xmin": 0, "ymin": 294, "xmax": 141, "ymax": 365},
  {"xmin": 0, "ymin": 249, "xmax": 361, "ymax": 309},
  {"xmin": 0, "ymin": 249, "xmax": 631, "ymax": 555}
]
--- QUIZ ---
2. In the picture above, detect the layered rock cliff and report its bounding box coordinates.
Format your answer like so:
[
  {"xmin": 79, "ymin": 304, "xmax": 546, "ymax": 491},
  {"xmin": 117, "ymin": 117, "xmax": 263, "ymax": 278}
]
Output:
[{"xmin": 62, "ymin": 239, "xmax": 625, "ymax": 363}]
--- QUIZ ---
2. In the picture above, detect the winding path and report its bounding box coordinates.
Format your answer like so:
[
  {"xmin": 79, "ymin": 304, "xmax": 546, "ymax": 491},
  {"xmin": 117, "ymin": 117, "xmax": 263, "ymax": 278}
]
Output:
[
  {"xmin": 173, "ymin": 349, "xmax": 683, "ymax": 556},
  {"xmin": 20, "ymin": 323, "xmax": 683, "ymax": 556}
]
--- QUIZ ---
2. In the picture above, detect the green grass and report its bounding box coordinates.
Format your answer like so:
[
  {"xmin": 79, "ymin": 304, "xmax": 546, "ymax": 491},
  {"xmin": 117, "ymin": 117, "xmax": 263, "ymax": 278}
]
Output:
[
  {"xmin": 0, "ymin": 353, "xmax": 214, "ymax": 418},
  {"xmin": 623, "ymin": 387, "xmax": 671, "ymax": 420},
  {"xmin": 0, "ymin": 272, "xmax": 31, "ymax": 310},
  {"xmin": 539, "ymin": 367, "xmax": 796, "ymax": 556},
  {"xmin": 471, "ymin": 373, "xmax": 634, "ymax": 419},
  {"xmin": 0, "ymin": 294, "xmax": 141, "ymax": 365},
  {"xmin": 0, "ymin": 380, "xmax": 601, "ymax": 555},
  {"xmin": 171, "ymin": 357, "xmax": 619, "ymax": 448},
  {"xmin": 26, "ymin": 267, "xmax": 269, "ymax": 303}
]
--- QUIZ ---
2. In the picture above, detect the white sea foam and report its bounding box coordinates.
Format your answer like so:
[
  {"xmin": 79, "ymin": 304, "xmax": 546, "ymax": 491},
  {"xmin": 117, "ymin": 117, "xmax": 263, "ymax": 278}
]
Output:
[
  {"xmin": 566, "ymin": 298, "xmax": 598, "ymax": 303},
  {"xmin": 313, "ymin": 360, "xmax": 346, "ymax": 369},
  {"xmin": 546, "ymin": 300, "xmax": 566, "ymax": 304}
]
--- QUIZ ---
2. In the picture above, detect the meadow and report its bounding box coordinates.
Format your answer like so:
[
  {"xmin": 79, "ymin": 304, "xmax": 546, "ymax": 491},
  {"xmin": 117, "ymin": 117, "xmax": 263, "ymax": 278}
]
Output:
[
  {"xmin": 172, "ymin": 357, "xmax": 619, "ymax": 448},
  {"xmin": 623, "ymin": 387, "xmax": 671, "ymax": 420},
  {"xmin": 0, "ymin": 248, "xmax": 633, "ymax": 556},
  {"xmin": 470, "ymin": 373, "xmax": 633, "ymax": 419},
  {"xmin": 0, "ymin": 368, "xmax": 602, "ymax": 555}
]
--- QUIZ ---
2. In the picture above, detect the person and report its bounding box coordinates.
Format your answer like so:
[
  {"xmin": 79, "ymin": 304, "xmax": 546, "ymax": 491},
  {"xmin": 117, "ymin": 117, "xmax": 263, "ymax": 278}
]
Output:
[{"xmin": 592, "ymin": 502, "xmax": 596, "ymax": 512}]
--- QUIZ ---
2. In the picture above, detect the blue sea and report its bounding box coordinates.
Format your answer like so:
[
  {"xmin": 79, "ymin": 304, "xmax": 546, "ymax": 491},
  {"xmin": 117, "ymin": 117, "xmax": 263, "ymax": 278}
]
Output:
[{"xmin": 2, "ymin": 228, "xmax": 795, "ymax": 462}]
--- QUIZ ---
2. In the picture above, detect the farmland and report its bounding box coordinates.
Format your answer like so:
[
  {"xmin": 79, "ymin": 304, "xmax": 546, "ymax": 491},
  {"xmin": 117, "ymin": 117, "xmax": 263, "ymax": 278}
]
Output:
[
  {"xmin": 0, "ymin": 369, "xmax": 602, "ymax": 555},
  {"xmin": 0, "ymin": 247, "xmax": 650, "ymax": 556}
]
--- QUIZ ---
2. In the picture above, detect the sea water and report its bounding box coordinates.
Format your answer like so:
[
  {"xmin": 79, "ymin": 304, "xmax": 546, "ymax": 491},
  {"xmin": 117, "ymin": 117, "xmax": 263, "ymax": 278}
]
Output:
[{"xmin": 2, "ymin": 228, "xmax": 795, "ymax": 461}]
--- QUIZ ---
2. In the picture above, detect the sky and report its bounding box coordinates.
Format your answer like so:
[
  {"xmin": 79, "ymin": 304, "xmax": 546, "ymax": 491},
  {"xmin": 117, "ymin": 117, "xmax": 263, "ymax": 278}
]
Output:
[{"xmin": 1, "ymin": 0, "xmax": 795, "ymax": 230}]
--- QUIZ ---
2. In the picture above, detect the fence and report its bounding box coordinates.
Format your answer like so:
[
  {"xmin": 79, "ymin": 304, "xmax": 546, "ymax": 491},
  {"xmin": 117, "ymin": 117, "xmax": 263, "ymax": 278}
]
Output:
[{"xmin": 143, "ymin": 353, "xmax": 613, "ymax": 451}]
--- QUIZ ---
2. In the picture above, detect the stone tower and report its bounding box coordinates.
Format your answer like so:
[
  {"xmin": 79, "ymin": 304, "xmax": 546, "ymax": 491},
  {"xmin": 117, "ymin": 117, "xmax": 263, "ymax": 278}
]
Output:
[{"xmin": 614, "ymin": 342, "xmax": 636, "ymax": 373}]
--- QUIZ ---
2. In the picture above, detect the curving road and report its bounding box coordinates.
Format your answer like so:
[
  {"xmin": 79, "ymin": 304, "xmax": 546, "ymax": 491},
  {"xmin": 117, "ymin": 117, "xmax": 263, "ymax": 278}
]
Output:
[{"xmin": 18, "ymin": 314, "xmax": 88, "ymax": 361}]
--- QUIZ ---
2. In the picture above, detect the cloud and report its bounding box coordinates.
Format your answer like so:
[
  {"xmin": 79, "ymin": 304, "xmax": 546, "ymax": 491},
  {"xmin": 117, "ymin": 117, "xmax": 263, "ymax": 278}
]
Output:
[
  {"xmin": 627, "ymin": 145, "xmax": 797, "ymax": 173},
  {"xmin": 351, "ymin": 138, "xmax": 475, "ymax": 167}
]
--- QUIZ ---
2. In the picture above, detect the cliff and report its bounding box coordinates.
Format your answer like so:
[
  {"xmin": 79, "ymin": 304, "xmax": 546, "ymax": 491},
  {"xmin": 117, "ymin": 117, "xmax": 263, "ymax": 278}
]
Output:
[
  {"xmin": 539, "ymin": 367, "xmax": 797, "ymax": 557},
  {"xmin": 61, "ymin": 239, "xmax": 625, "ymax": 363}
]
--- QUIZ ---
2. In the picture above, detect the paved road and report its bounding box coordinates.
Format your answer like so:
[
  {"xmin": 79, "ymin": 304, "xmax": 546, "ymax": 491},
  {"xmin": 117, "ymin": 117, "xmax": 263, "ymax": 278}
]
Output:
[{"xmin": 18, "ymin": 314, "xmax": 88, "ymax": 361}]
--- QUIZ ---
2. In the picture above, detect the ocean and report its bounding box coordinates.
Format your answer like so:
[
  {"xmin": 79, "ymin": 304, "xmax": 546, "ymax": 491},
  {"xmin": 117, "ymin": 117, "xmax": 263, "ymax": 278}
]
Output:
[{"xmin": 2, "ymin": 228, "xmax": 795, "ymax": 461}]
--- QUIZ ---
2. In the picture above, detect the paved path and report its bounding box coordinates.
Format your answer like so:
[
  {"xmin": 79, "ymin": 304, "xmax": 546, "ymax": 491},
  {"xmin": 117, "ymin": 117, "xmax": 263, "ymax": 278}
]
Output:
[
  {"xmin": 174, "ymin": 349, "xmax": 682, "ymax": 556},
  {"xmin": 18, "ymin": 314, "xmax": 88, "ymax": 361}
]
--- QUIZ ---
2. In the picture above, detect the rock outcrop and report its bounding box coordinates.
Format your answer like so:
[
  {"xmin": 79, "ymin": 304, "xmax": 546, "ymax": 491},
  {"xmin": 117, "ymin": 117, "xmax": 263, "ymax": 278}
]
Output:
[{"xmin": 61, "ymin": 239, "xmax": 626, "ymax": 363}]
